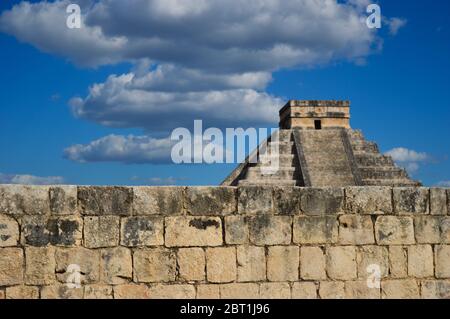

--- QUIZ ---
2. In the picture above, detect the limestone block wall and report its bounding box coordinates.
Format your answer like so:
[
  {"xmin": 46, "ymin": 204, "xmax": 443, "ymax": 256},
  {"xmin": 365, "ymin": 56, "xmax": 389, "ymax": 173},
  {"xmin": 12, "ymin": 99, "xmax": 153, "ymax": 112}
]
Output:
[{"xmin": 0, "ymin": 185, "xmax": 449, "ymax": 299}]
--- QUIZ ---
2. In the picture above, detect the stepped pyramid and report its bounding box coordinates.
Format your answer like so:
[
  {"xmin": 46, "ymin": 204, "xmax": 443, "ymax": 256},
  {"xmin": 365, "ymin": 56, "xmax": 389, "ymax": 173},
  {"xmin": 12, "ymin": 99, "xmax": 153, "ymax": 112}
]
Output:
[{"xmin": 222, "ymin": 100, "xmax": 421, "ymax": 187}]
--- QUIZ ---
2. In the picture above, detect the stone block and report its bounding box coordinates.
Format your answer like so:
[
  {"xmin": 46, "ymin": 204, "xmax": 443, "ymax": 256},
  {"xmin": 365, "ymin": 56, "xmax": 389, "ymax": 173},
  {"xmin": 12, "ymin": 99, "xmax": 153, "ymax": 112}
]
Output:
[
  {"xmin": 300, "ymin": 246, "xmax": 326, "ymax": 280},
  {"xmin": 345, "ymin": 187, "xmax": 392, "ymax": 214},
  {"xmin": 84, "ymin": 285, "xmax": 113, "ymax": 299},
  {"xmin": 100, "ymin": 247, "xmax": 132, "ymax": 285},
  {"xmin": 0, "ymin": 214, "xmax": 19, "ymax": 247},
  {"xmin": 206, "ymin": 247, "xmax": 236, "ymax": 283},
  {"xmin": 133, "ymin": 187, "xmax": 184, "ymax": 215},
  {"xmin": 120, "ymin": 216, "xmax": 164, "ymax": 247},
  {"xmin": 435, "ymin": 245, "xmax": 450, "ymax": 278},
  {"xmin": 326, "ymin": 246, "xmax": 357, "ymax": 280},
  {"xmin": 356, "ymin": 246, "xmax": 389, "ymax": 279},
  {"xmin": 339, "ymin": 215, "xmax": 375, "ymax": 245},
  {"xmin": 389, "ymin": 246, "xmax": 408, "ymax": 278},
  {"xmin": 49, "ymin": 186, "xmax": 78, "ymax": 215},
  {"xmin": 78, "ymin": 186, "xmax": 133, "ymax": 216},
  {"xmin": 0, "ymin": 290, "xmax": 4, "ymax": 299},
  {"xmin": 292, "ymin": 282, "xmax": 317, "ymax": 299},
  {"xmin": 319, "ymin": 281, "xmax": 345, "ymax": 299},
  {"xmin": 294, "ymin": 216, "xmax": 338, "ymax": 244},
  {"xmin": 0, "ymin": 248, "xmax": 23, "ymax": 286},
  {"xmin": 299, "ymin": 188, "xmax": 344, "ymax": 215},
  {"xmin": 84, "ymin": 216, "xmax": 119, "ymax": 248},
  {"xmin": 219, "ymin": 283, "xmax": 259, "ymax": 299},
  {"xmin": 374, "ymin": 216, "xmax": 414, "ymax": 245},
  {"xmin": 5, "ymin": 286, "xmax": 39, "ymax": 299},
  {"xmin": 237, "ymin": 246, "xmax": 266, "ymax": 282},
  {"xmin": 178, "ymin": 248, "xmax": 205, "ymax": 281},
  {"xmin": 133, "ymin": 248, "xmax": 176, "ymax": 283},
  {"xmin": 273, "ymin": 187, "xmax": 301, "ymax": 215},
  {"xmin": 113, "ymin": 284, "xmax": 150, "ymax": 299},
  {"xmin": 345, "ymin": 281, "xmax": 380, "ymax": 299},
  {"xmin": 55, "ymin": 247, "xmax": 100, "ymax": 284},
  {"xmin": 25, "ymin": 247, "xmax": 55, "ymax": 285},
  {"xmin": 259, "ymin": 283, "xmax": 291, "ymax": 299},
  {"xmin": 421, "ymin": 280, "xmax": 450, "ymax": 299},
  {"xmin": 248, "ymin": 215, "xmax": 291, "ymax": 245},
  {"xmin": 430, "ymin": 188, "xmax": 447, "ymax": 215},
  {"xmin": 381, "ymin": 280, "xmax": 419, "ymax": 299},
  {"xmin": 393, "ymin": 187, "xmax": 429, "ymax": 214},
  {"xmin": 186, "ymin": 187, "xmax": 236, "ymax": 215},
  {"xmin": 148, "ymin": 284, "xmax": 196, "ymax": 299},
  {"xmin": 0, "ymin": 185, "xmax": 50, "ymax": 215},
  {"xmin": 165, "ymin": 216, "xmax": 222, "ymax": 247},
  {"xmin": 415, "ymin": 216, "xmax": 450, "ymax": 244},
  {"xmin": 41, "ymin": 284, "xmax": 83, "ymax": 299},
  {"xmin": 267, "ymin": 246, "xmax": 299, "ymax": 282},
  {"xmin": 225, "ymin": 216, "xmax": 248, "ymax": 244},
  {"xmin": 196, "ymin": 285, "xmax": 220, "ymax": 299},
  {"xmin": 238, "ymin": 186, "xmax": 273, "ymax": 214}
]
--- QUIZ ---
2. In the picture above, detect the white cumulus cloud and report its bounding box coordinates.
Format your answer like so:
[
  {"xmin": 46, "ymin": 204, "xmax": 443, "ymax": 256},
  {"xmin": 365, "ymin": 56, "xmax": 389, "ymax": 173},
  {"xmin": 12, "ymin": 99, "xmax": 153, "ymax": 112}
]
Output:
[
  {"xmin": 385, "ymin": 147, "xmax": 429, "ymax": 175},
  {"xmin": 0, "ymin": 173, "xmax": 65, "ymax": 185}
]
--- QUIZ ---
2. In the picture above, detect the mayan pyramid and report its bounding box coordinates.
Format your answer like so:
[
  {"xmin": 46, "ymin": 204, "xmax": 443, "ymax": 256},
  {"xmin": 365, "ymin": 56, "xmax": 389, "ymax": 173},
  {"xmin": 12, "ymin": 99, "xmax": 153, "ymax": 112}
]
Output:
[{"xmin": 222, "ymin": 100, "xmax": 421, "ymax": 187}]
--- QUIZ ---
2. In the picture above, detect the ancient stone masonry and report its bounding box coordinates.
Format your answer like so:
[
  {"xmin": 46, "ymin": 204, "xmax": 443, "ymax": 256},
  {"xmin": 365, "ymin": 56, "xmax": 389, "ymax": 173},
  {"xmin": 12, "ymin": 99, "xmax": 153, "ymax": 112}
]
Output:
[{"xmin": 0, "ymin": 185, "xmax": 449, "ymax": 299}]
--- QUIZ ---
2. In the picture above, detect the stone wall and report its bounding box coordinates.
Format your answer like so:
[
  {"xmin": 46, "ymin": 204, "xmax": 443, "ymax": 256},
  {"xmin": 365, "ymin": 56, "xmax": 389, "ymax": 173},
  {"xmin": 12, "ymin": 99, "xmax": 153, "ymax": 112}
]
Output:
[{"xmin": 0, "ymin": 185, "xmax": 449, "ymax": 299}]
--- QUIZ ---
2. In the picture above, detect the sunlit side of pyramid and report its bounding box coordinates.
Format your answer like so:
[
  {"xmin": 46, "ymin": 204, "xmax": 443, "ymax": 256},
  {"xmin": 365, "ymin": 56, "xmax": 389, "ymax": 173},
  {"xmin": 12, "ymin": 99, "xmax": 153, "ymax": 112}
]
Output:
[{"xmin": 222, "ymin": 100, "xmax": 421, "ymax": 187}]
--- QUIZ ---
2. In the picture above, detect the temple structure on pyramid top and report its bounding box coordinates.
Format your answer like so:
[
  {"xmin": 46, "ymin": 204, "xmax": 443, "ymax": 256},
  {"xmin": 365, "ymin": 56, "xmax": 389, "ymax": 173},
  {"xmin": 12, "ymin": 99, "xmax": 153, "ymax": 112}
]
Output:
[{"xmin": 222, "ymin": 100, "xmax": 421, "ymax": 187}]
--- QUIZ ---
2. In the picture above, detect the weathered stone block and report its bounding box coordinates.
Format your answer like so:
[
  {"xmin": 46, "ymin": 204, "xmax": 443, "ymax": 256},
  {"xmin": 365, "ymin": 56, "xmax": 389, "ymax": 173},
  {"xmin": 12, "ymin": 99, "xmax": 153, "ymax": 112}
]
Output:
[
  {"xmin": 196, "ymin": 285, "xmax": 220, "ymax": 299},
  {"xmin": 238, "ymin": 186, "xmax": 273, "ymax": 214},
  {"xmin": 21, "ymin": 215, "xmax": 82, "ymax": 247},
  {"xmin": 134, "ymin": 248, "xmax": 176, "ymax": 283},
  {"xmin": 292, "ymin": 282, "xmax": 317, "ymax": 299},
  {"xmin": 100, "ymin": 247, "xmax": 132, "ymax": 285},
  {"xmin": 0, "ymin": 185, "xmax": 50, "ymax": 215},
  {"xmin": 78, "ymin": 186, "xmax": 133, "ymax": 216},
  {"xmin": 339, "ymin": 215, "xmax": 375, "ymax": 245},
  {"xmin": 381, "ymin": 280, "xmax": 419, "ymax": 299},
  {"xmin": 49, "ymin": 186, "xmax": 77, "ymax": 215},
  {"xmin": 0, "ymin": 214, "xmax": 19, "ymax": 247},
  {"xmin": 294, "ymin": 216, "xmax": 338, "ymax": 244},
  {"xmin": 326, "ymin": 246, "xmax": 357, "ymax": 280},
  {"xmin": 248, "ymin": 215, "xmax": 291, "ymax": 245},
  {"xmin": 177, "ymin": 248, "xmax": 205, "ymax": 281},
  {"xmin": 319, "ymin": 281, "xmax": 345, "ymax": 299},
  {"xmin": 345, "ymin": 187, "xmax": 392, "ymax": 214},
  {"xmin": 0, "ymin": 290, "xmax": 4, "ymax": 299},
  {"xmin": 435, "ymin": 245, "xmax": 450, "ymax": 278},
  {"xmin": 421, "ymin": 280, "xmax": 450, "ymax": 299},
  {"xmin": 121, "ymin": 216, "xmax": 164, "ymax": 247},
  {"xmin": 133, "ymin": 187, "xmax": 184, "ymax": 215},
  {"xmin": 84, "ymin": 285, "xmax": 113, "ymax": 299},
  {"xmin": 0, "ymin": 248, "xmax": 23, "ymax": 286},
  {"xmin": 267, "ymin": 246, "xmax": 299, "ymax": 282},
  {"xmin": 389, "ymin": 246, "xmax": 407, "ymax": 278},
  {"xmin": 186, "ymin": 187, "xmax": 236, "ymax": 215},
  {"xmin": 259, "ymin": 283, "xmax": 291, "ymax": 299},
  {"xmin": 393, "ymin": 187, "xmax": 429, "ymax": 214},
  {"xmin": 55, "ymin": 247, "xmax": 100, "ymax": 284},
  {"xmin": 41, "ymin": 284, "xmax": 83, "ymax": 299},
  {"xmin": 225, "ymin": 216, "xmax": 248, "ymax": 244},
  {"xmin": 430, "ymin": 188, "xmax": 447, "ymax": 215},
  {"xmin": 84, "ymin": 216, "xmax": 119, "ymax": 248},
  {"xmin": 206, "ymin": 247, "xmax": 236, "ymax": 283},
  {"xmin": 345, "ymin": 281, "xmax": 380, "ymax": 299},
  {"xmin": 6, "ymin": 286, "xmax": 39, "ymax": 299},
  {"xmin": 415, "ymin": 216, "xmax": 450, "ymax": 244},
  {"xmin": 356, "ymin": 246, "xmax": 389, "ymax": 279},
  {"xmin": 375, "ymin": 216, "xmax": 414, "ymax": 245},
  {"xmin": 25, "ymin": 247, "xmax": 55, "ymax": 285},
  {"xmin": 219, "ymin": 283, "xmax": 259, "ymax": 299},
  {"xmin": 300, "ymin": 246, "xmax": 326, "ymax": 280},
  {"xmin": 113, "ymin": 284, "xmax": 150, "ymax": 299},
  {"xmin": 273, "ymin": 187, "xmax": 301, "ymax": 215},
  {"xmin": 148, "ymin": 284, "xmax": 196, "ymax": 299},
  {"xmin": 165, "ymin": 216, "xmax": 222, "ymax": 247},
  {"xmin": 237, "ymin": 246, "xmax": 266, "ymax": 282},
  {"xmin": 299, "ymin": 188, "xmax": 344, "ymax": 215}
]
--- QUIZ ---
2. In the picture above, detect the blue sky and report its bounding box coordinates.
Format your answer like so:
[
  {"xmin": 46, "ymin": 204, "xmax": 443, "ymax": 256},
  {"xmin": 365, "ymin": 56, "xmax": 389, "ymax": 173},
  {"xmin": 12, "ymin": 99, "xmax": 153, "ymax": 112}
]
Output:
[{"xmin": 0, "ymin": 0, "xmax": 449, "ymax": 186}]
